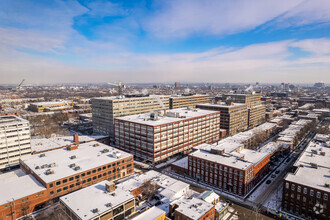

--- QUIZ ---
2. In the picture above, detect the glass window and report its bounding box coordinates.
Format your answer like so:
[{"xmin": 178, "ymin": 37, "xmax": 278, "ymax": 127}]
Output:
[
  {"xmin": 69, "ymin": 177, "xmax": 74, "ymax": 181},
  {"xmin": 324, "ymin": 194, "xmax": 328, "ymax": 200},
  {"xmin": 310, "ymin": 190, "xmax": 314, "ymax": 196},
  {"xmin": 70, "ymin": 184, "xmax": 74, "ymax": 188},
  {"xmin": 56, "ymin": 188, "xmax": 62, "ymax": 193},
  {"xmin": 49, "ymin": 183, "xmax": 54, "ymax": 188},
  {"xmin": 316, "ymin": 192, "xmax": 321, "ymax": 198},
  {"xmin": 87, "ymin": 171, "xmax": 91, "ymax": 175},
  {"xmin": 62, "ymin": 179, "xmax": 67, "ymax": 183},
  {"xmin": 56, "ymin": 181, "xmax": 61, "ymax": 186}
]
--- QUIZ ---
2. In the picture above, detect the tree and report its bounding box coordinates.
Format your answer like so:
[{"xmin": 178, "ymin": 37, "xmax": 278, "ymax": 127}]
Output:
[{"xmin": 141, "ymin": 180, "xmax": 159, "ymax": 201}]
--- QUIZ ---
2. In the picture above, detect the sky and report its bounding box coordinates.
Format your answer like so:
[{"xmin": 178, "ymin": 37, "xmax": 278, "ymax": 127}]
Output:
[{"xmin": 1, "ymin": 0, "xmax": 330, "ymax": 84}]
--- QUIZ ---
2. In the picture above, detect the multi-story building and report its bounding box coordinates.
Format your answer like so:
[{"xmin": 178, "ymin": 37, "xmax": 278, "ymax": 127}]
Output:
[
  {"xmin": 197, "ymin": 103, "xmax": 248, "ymax": 136},
  {"xmin": 60, "ymin": 180, "xmax": 136, "ymax": 220},
  {"xmin": 0, "ymin": 116, "xmax": 31, "ymax": 170},
  {"xmin": 282, "ymin": 135, "xmax": 330, "ymax": 219},
  {"xmin": 169, "ymin": 94, "xmax": 209, "ymax": 109},
  {"xmin": 0, "ymin": 141, "xmax": 134, "ymax": 219},
  {"xmin": 222, "ymin": 93, "xmax": 266, "ymax": 128},
  {"xmin": 92, "ymin": 94, "xmax": 169, "ymax": 139},
  {"xmin": 115, "ymin": 108, "xmax": 220, "ymax": 163},
  {"xmin": 28, "ymin": 101, "xmax": 70, "ymax": 112}
]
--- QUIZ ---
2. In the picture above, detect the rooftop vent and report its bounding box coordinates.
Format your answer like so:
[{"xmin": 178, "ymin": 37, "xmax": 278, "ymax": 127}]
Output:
[
  {"xmin": 113, "ymin": 152, "xmax": 121, "ymax": 159},
  {"xmin": 325, "ymin": 183, "xmax": 330, "ymax": 188},
  {"xmin": 70, "ymin": 155, "xmax": 77, "ymax": 159},
  {"xmin": 49, "ymin": 162, "xmax": 56, "ymax": 167},
  {"xmin": 150, "ymin": 112, "xmax": 159, "ymax": 121},
  {"xmin": 35, "ymin": 166, "xmax": 40, "ymax": 169},
  {"xmin": 93, "ymin": 143, "xmax": 99, "ymax": 147},
  {"xmin": 45, "ymin": 169, "xmax": 54, "ymax": 175},
  {"xmin": 41, "ymin": 164, "xmax": 48, "ymax": 169},
  {"xmin": 105, "ymin": 182, "xmax": 116, "ymax": 193},
  {"xmin": 320, "ymin": 152, "xmax": 326, "ymax": 156},
  {"xmin": 39, "ymin": 153, "xmax": 46, "ymax": 158},
  {"xmin": 310, "ymin": 163, "xmax": 318, "ymax": 169},
  {"xmin": 69, "ymin": 163, "xmax": 76, "ymax": 168},
  {"xmin": 102, "ymin": 149, "xmax": 110, "ymax": 153},
  {"xmin": 92, "ymin": 208, "xmax": 99, "ymax": 213},
  {"xmin": 311, "ymin": 149, "xmax": 317, "ymax": 154},
  {"xmin": 74, "ymin": 166, "xmax": 81, "ymax": 171},
  {"xmin": 105, "ymin": 203, "xmax": 112, "ymax": 207}
]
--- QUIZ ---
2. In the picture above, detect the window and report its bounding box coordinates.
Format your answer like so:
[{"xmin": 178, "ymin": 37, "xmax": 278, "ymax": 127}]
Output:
[
  {"xmin": 81, "ymin": 173, "xmax": 85, "ymax": 177},
  {"xmin": 103, "ymin": 166, "xmax": 106, "ymax": 170},
  {"xmin": 63, "ymin": 186, "xmax": 68, "ymax": 191},
  {"xmin": 316, "ymin": 192, "xmax": 321, "ymax": 198},
  {"xmin": 103, "ymin": 172, "xmax": 106, "ymax": 176},
  {"xmin": 93, "ymin": 176, "xmax": 96, "ymax": 180},
  {"xmin": 56, "ymin": 188, "xmax": 62, "ymax": 193},
  {"xmin": 50, "ymin": 191, "xmax": 54, "ymax": 195},
  {"xmin": 87, "ymin": 178, "xmax": 91, "ymax": 182},
  {"xmin": 69, "ymin": 177, "xmax": 74, "ymax": 181},
  {"xmin": 112, "ymin": 163, "xmax": 116, "ymax": 167},
  {"xmin": 75, "ymin": 175, "xmax": 80, "ymax": 179},
  {"xmin": 92, "ymin": 169, "xmax": 96, "ymax": 173},
  {"xmin": 324, "ymin": 194, "xmax": 328, "ymax": 200},
  {"xmin": 70, "ymin": 184, "xmax": 74, "ymax": 188},
  {"xmin": 98, "ymin": 174, "xmax": 102, "ymax": 178},
  {"xmin": 21, "ymin": 198, "xmax": 29, "ymax": 202},
  {"xmin": 297, "ymin": 186, "xmax": 301, "ymax": 193},
  {"xmin": 62, "ymin": 179, "xmax": 67, "ymax": 183},
  {"xmin": 87, "ymin": 171, "xmax": 91, "ymax": 175},
  {"xmin": 76, "ymin": 182, "xmax": 80, "ymax": 186},
  {"xmin": 107, "ymin": 165, "xmax": 111, "ymax": 168},
  {"xmin": 36, "ymin": 192, "xmax": 44, "ymax": 197},
  {"xmin": 98, "ymin": 168, "xmax": 101, "ymax": 172},
  {"xmin": 49, "ymin": 183, "xmax": 54, "ymax": 188},
  {"xmin": 303, "ymin": 188, "xmax": 307, "ymax": 194},
  {"xmin": 291, "ymin": 184, "xmax": 295, "ymax": 191},
  {"xmin": 310, "ymin": 190, "xmax": 314, "ymax": 196},
  {"xmin": 56, "ymin": 181, "xmax": 61, "ymax": 186},
  {"xmin": 108, "ymin": 171, "xmax": 111, "ymax": 175}
]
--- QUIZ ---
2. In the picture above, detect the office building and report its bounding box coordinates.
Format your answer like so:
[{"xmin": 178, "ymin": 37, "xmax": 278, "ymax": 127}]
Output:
[
  {"xmin": 282, "ymin": 135, "xmax": 330, "ymax": 219},
  {"xmin": 0, "ymin": 116, "xmax": 31, "ymax": 170},
  {"xmin": 197, "ymin": 103, "xmax": 248, "ymax": 136},
  {"xmin": 60, "ymin": 180, "xmax": 136, "ymax": 220},
  {"xmin": 169, "ymin": 94, "xmax": 209, "ymax": 109},
  {"xmin": 222, "ymin": 93, "xmax": 266, "ymax": 128},
  {"xmin": 92, "ymin": 94, "xmax": 169, "ymax": 139},
  {"xmin": 115, "ymin": 108, "xmax": 220, "ymax": 163}
]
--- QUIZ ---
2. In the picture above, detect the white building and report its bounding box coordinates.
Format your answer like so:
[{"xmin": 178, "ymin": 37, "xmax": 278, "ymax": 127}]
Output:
[{"xmin": 0, "ymin": 116, "xmax": 31, "ymax": 170}]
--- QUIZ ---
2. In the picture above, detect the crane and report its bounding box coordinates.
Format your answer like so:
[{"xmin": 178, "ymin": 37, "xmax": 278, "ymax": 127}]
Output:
[
  {"xmin": 17, "ymin": 79, "xmax": 25, "ymax": 89},
  {"xmin": 107, "ymin": 81, "xmax": 125, "ymax": 95}
]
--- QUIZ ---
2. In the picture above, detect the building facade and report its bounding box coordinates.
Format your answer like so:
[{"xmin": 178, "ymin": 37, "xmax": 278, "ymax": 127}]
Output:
[
  {"xmin": 0, "ymin": 116, "xmax": 31, "ymax": 170},
  {"xmin": 92, "ymin": 95, "xmax": 169, "ymax": 139},
  {"xmin": 28, "ymin": 101, "xmax": 70, "ymax": 113},
  {"xmin": 197, "ymin": 103, "xmax": 248, "ymax": 136},
  {"xmin": 114, "ymin": 108, "xmax": 220, "ymax": 163},
  {"xmin": 169, "ymin": 94, "xmax": 209, "ymax": 109}
]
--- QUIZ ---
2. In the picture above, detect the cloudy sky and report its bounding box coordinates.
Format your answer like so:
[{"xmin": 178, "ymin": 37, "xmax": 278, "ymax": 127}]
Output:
[{"xmin": 1, "ymin": 0, "xmax": 330, "ymax": 84}]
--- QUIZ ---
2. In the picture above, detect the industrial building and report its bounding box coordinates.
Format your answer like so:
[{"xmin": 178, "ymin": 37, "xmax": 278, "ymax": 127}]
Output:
[
  {"xmin": 0, "ymin": 141, "xmax": 134, "ymax": 219},
  {"xmin": 114, "ymin": 108, "xmax": 220, "ymax": 163},
  {"xmin": 28, "ymin": 101, "xmax": 71, "ymax": 112},
  {"xmin": 222, "ymin": 92, "xmax": 266, "ymax": 128},
  {"xmin": 92, "ymin": 94, "xmax": 169, "ymax": 139},
  {"xmin": 0, "ymin": 116, "xmax": 31, "ymax": 170},
  {"xmin": 282, "ymin": 135, "xmax": 330, "ymax": 220},
  {"xmin": 169, "ymin": 93, "xmax": 209, "ymax": 109},
  {"xmin": 197, "ymin": 102, "xmax": 248, "ymax": 136}
]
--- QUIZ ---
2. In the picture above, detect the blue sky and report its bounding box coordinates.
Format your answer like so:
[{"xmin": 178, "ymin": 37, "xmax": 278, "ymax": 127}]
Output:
[{"xmin": 1, "ymin": 0, "xmax": 330, "ymax": 84}]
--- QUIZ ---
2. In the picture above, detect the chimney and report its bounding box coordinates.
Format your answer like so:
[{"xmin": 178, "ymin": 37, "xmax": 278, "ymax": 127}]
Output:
[
  {"xmin": 67, "ymin": 145, "xmax": 78, "ymax": 151},
  {"xmin": 105, "ymin": 182, "xmax": 116, "ymax": 193},
  {"xmin": 73, "ymin": 134, "xmax": 79, "ymax": 144}
]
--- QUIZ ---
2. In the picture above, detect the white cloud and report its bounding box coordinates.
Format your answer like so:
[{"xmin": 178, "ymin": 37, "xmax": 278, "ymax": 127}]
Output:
[{"xmin": 291, "ymin": 38, "xmax": 330, "ymax": 55}]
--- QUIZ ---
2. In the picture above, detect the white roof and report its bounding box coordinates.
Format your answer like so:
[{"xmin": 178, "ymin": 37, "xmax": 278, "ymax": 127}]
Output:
[
  {"xmin": 171, "ymin": 197, "xmax": 214, "ymax": 220},
  {"xmin": 31, "ymin": 101, "xmax": 67, "ymax": 106},
  {"xmin": 92, "ymin": 95, "xmax": 168, "ymax": 101},
  {"xmin": 21, "ymin": 141, "xmax": 132, "ymax": 183},
  {"xmin": 0, "ymin": 171, "xmax": 46, "ymax": 206},
  {"xmin": 197, "ymin": 102, "xmax": 246, "ymax": 108},
  {"xmin": 116, "ymin": 108, "xmax": 218, "ymax": 126},
  {"xmin": 60, "ymin": 180, "xmax": 134, "ymax": 220},
  {"xmin": 198, "ymin": 190, "xmax": 220, "ymax": 203},
  {"xmin": 258, "ymin": 142, "xmax": 283, "ymax": 154},
  {"xmin": 172, "ymin": 157, "xmax": 188, "ymax": 169},
  {"xmin": 0, "ymin": 115, "xmax": 28, "ymax": 125},
  {"xmin": 131, "ymin": 206, "xmax": 165, "ymax": 220},
  {"xmin": 31, "ymin": 135, "xmax": 107, "ymax": 153}
]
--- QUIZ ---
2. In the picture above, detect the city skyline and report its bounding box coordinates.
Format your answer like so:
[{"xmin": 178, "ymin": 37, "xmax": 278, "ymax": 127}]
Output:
[{"xmin": 1, "ymin": 0, "xmax": 330, "ymax": 84}]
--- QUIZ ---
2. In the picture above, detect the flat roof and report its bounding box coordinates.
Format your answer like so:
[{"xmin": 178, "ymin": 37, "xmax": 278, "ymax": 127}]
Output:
[
  {"xmin": 21, "ymin": 141, "xmax": 132, "ymax": 184},
  {"xmin": 197, "ymin": 102, "xmax": 246, "ymax": 108},
  {"xmin": 171, "ymin": 197, "xmax": 214, "ymax": 220},
  {"xmin": 0, "ymin": 171, "xmax": 46, "ymax": 206},
  {"xmin": 31, "ymin": 101, "xmax": 67, "ymax": 106},
  {"xmin": 116, "ymin": 108, "xmax": 218, "ymax": 126},
  {"xmin": 92, "ymin": 95, "xmax": 169, "ymax": 101},
  {"xmin": 190, "ymin": 150, "xmax": 253, "ymax": 170},
  {"xmin": 131, "ymin": 206, "xmax": 165, "ymax": 220},
  {"xmin": 172, "ymin": 157, "xmax": 188, "ymax": 169},
  {"xmin": 31, "ymin": 135, "xmax": 107, "ymax": 153},
  {"xmin": 60, "ymin": 180, "xmax": 134, "ymax": 220},
  {"xmin": 0, "ymin": 115, "xmax": 28, "ymax": 125}
]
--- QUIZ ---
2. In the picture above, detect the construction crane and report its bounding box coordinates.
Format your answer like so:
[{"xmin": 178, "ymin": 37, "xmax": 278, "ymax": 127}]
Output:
[
  {"xmin": 17, "ymin": 79, "xmax": 25, "ymax": 89},
  {"xmin": 107, "ymin": 81, "xmax": 125, "ymax": 95}
]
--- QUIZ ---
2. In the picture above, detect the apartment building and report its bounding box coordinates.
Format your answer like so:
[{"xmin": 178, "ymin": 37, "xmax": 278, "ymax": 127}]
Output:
[
  {"xmin": 0, "ymin": 116, "xmax": 31, "ymax": 170},
  {"xmin": 282, "ymin": 135, "xmax": 330, "ymax": 219},
  {"xmin": 114, "ymin": 108, "xmax": 220, "ymax": 163},
  {"xmin": 222, "ymin": 93, "xmax": 266, "ymax": 128},
  {"xmin": 197, "ymin": 103, "xmax": 248, "ymax": 136},
  {"xmin": 169, "ymin": 94, "xmax": 209, "ymax": 109},
  {"xmin": 92, "ymin": 94, "xmax": 169, "ymax": 139},
  {"xmin": 0, "ymin": 141, "xmax": 134, "ymax": 219},
  {"xmin": 60, "ymin": 181, "xmax": 135, "ymax": 220},
  {"xmin": 28, "ymin": 101, "xmax": 70, "ymax": 112}
]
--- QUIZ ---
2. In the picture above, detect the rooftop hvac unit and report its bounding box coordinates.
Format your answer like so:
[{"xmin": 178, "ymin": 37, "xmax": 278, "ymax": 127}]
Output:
[
  {"xmin": 103, "ymin": 149, "xmax": 110, "ymax": 153},
  {"xmin": 69, "ymin": 163, "xmax": 76, "ymax": 168},
  {"xmin": 113, "ymin": 152, "xmax": 121, "ymax": 159},
  {"xmin": 150, "ymin": 112, "xmax": 159, "ymax": 121},
  {"xmin": 70, "ymin": 155, "xmax": 77, "ymax": 159},
  {"xmin": 311, "ymin": 149, "xmax": 317, "ymax": 154},
  {"xmin": 45, "ymin": 169, "xmax": 54, "ymax": 175},
  {"xmin": 105, "ymin": 203, "xmax": 112, "ymax": 207},
  {"xmin": 310, "ymin": 163, "xmax": 318, "ymax": 169},
  {"xmin": 92, "ymin": 208, "xmax": 99, "ymax": 213},
  {"xmin": 74, "ymin": 166, "xmax": 81, "ymax": 171},
  {"xmin": 93, "ymin": 143, "xmax": 99, "ymax": 147},
  {"xmin": 320, "ymin": 152, "xmax": 326, "ymax": 156},
  {"xmin": 325, "ymin": 183, "xmax": 330, "ymax": 188},
  {"xmin": 39, "ymin": 153, "xmax": 45, "ymax": 157},
  {"xmin": 35, "ymin": 166, "xmax": 40, "ymax": 169},
  {"xmin": 41, "ymin": 164, "xmax": 48, "ymax": 169},
  {"xmin": 49, "ymin": 163, "xmax": 56, "ymax": 167}
]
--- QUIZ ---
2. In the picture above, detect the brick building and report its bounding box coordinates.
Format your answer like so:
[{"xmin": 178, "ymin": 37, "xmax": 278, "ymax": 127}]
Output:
[{"xmin": 114, "ymin": 108, "xmax": 220, "ymax": 163}]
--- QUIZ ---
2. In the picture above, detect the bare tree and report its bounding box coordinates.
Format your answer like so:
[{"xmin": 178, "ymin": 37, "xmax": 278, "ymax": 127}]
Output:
[{"xmin": 141, "ymin": 180, "xmax": 159, "ymax": 201}]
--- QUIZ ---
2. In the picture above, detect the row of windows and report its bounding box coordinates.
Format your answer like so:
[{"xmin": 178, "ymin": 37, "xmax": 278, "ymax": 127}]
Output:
[{"xmin": 285, "ymin": 182, "xmax": 328, "ymax": 200}]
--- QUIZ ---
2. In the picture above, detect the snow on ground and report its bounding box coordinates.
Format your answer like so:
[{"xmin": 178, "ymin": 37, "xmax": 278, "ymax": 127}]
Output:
[
  {"xmin": 264, "ymin": 183, "xmax": 283, "ymax": 213},
  {"xmin": 155, "ymin": 156, "xmax": 179, "ymax": 168}
]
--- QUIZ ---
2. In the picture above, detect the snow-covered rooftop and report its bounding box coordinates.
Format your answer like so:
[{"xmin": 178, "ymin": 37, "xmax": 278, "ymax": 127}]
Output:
[
  {"xmin": 131, "ymin": 206, "xmax": 165, "ymax": 220},
  {"xmin": 116, "ymin": 108, "xmax": 218, "ymax": 126},
  {"xmin": 0, "ymin": 170, "xmax": 46, "ymax": 206},
  {"xmin": 197, "ymin": 102, "xmax": 246, "ymax": 108},
  {"xmin": 172, "ymin": 157, "xmax": 188, "ymax": 169},
  {"xmin": 60, "ymin": 180, "xmax": 134, "ymax": 220},
  {"xmin": 21, "ymin": 141, "xmax": 132, "ymax": 184},
  {"xmin": 171, "ymin": 197, "xmax": 214, "ymax": 220}
]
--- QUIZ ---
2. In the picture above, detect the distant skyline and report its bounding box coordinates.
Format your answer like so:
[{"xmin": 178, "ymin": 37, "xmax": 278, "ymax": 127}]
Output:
[{"xmin": 1, "ymin": 0, "xmax": 330, "ymax": 84}]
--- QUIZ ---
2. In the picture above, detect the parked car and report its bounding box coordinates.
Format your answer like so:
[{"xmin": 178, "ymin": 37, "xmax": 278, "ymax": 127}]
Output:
[
  {"xmin": 266, "ymin": 180, "xmax": 272, "ymax": 184},
  {"xmin": 275, "ymin": 170, "xmax": 280, "ymax": 174},
  {"xmin": 271, "ymin": 174, "xmax": 276, "ymax": 178}
]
